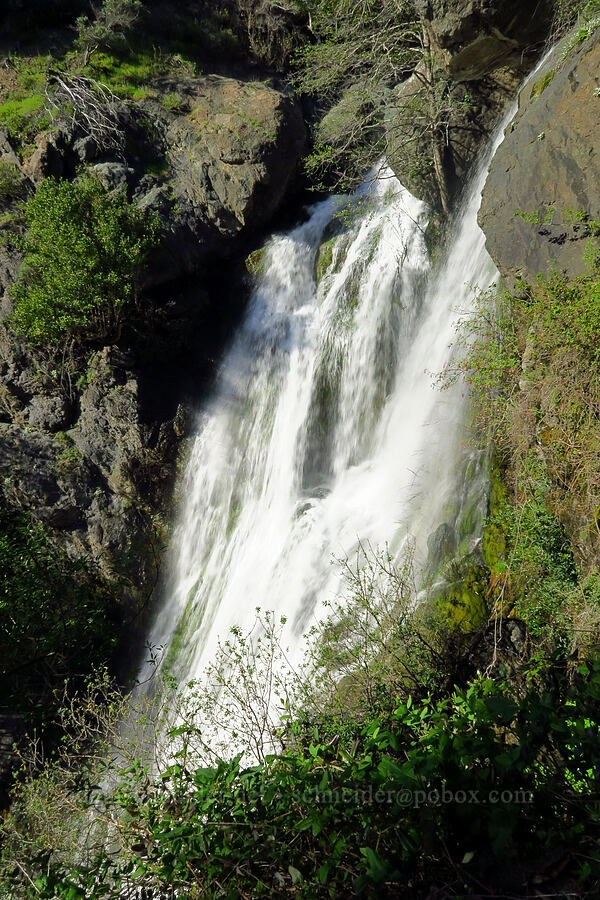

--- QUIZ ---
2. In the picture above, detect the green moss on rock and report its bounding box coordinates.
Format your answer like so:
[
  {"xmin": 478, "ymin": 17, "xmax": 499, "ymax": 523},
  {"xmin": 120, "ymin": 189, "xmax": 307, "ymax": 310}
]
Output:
[
  {"xmin": 434, "ymin": 561, "xmax": 488, "ymax": 632},
  {"xmin": 530, "ymin": 69, "xmax": 556, "ymax": 99},
  {"xmin": 315, "ymin": 237, "xmax": 335, "ymax": 284},
  {"xmin": 483, "ymin": 464, "xmax": 508, "ymax": 573},
  {"xmin": 245, "ymin": 247, "xmax": 267, "ymax": 277}
]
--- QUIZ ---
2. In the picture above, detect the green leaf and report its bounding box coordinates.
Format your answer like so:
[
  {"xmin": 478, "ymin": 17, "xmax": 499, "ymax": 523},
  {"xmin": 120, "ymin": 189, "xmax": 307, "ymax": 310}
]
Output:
[
  {"xmin": 484, "ymin": 695, "xmax": 519, "ymax": 724},
  {"xmin": 360, "ymin": 847, "xmax": 388, "ymax": 883},
  {"xmin": 288, "ymin": 865, "xmax": 302, "ymax": 884}
]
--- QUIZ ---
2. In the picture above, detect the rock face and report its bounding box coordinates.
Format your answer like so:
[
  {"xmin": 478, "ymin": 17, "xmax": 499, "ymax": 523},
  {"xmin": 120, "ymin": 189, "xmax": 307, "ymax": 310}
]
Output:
[
  {"xmin": 0, "ymin": 335, "xmax": 185, "ymax": 589},
  {"xmin": 0, "ymin": 69, "xmax": 305, "ymax": 592},
  {"xmin": 2, "ymin": 76, "xmax": 305, "ymax": 290},
  {"xmin": 415, "ymin": 0, "xmax": 554, "ymax": 80},
  {"xmin": 141, "ymin": 75, "xmax": 306, "ymax": 285},
  {"xmin": 479, "ymin": 29, "xmax": 600, "ymax": 282}
]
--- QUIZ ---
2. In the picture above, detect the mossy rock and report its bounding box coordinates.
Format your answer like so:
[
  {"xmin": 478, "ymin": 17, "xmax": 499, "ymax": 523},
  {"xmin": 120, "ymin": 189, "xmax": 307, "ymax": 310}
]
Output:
[
  {"xmin": 457, "ymin": 497, "xmax": 482, "ymax": 545},
  {"xmin": 245, "ymin": 247, "xmax": 267, "ymax": 277},
  {"xmin": 530, "ymin": 69, "xmax": 556, "ymax": 99},
  {"xmin": 483, "ymin": 522, "xmax": 507, "ymax": 573},
  {"xmin": 435, "ymin": 563, "xmax": 488, "ymax": 633},
  {"xmin": 483, "ymin": 463, "xmax": 508, "ymax": 573},
  {"xmin": 315, "ymin": 237, "xmax": 335, "ymax": 284}
]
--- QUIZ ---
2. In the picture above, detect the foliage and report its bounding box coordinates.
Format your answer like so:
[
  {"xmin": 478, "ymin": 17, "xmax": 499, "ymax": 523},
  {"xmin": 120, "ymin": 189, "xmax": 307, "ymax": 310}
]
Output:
[
  {"xmin": 438, "ymin": 282, "xmax": 520, "ymax": 443},
  {"xmin": 3, "ymin": 523, "xmax": 600, "ymax": 897},
  {"xmin": 0, "ymin": 94, "xmax": 49, "ymax": 149},
  {"xmin": 302, "ymin": 547, "xmax": 453, "ymax": 720},
  {"xmin": 0, "ymin": 160, "xmax": 24, "ymax": 205},
  {"xmin": 3, "ymin": 634, "xmax": 600, "ymax": 898},
  {"xmin": 487, "ymin": 455, "xmax": 581, "ymax": 643},
  {"xmin": 232, "ymin": 0, "xmax": 308, "ymax": 67},
  {"xmin": 86, "ymin": 48, "xmax": 171, "ymax": 98},
  {"xmin": 442, "ymin": 233, "xmax": 600, "ymax": 649},
  {"xmin": 530, "ymin": 68, "xmax": 556, "ymax": 97},
  {"xmin": 293, "ymin": 1, "xmax": 456, "ymax": 211},
  {"xmin": 550, "ymin": 0, "xmax": 600, "ymax": 41},
  {"xmin": 560, "ymin": 2, "xmax": 600, "ymax": 55},
  {"xmin": 0, "ymin": 54, "xmax": 54, "ymax": 151},
  {"xmin": 11, "ymin": 176, "xmax": 159, "ymax": 344},
  {"xmin": 0, "ymin": 504, "xmax": 121, "ymax": 727},
  {"xmin": 296, "ymin": 0, "xmax": 417, "ymax": 101},
  {"xmin": 294, "ymin": 0, "xmax": 421, "ymax": 191},
  {"xmin": 75, "ymin": 0, "xmax": 142, "ymax": 66}
]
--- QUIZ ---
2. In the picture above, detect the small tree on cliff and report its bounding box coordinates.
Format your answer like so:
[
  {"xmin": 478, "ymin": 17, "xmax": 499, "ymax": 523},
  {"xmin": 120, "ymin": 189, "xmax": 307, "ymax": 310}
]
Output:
[{"xmin": 75, "ymin": 0, "xmax": 142, "ymax": 66}]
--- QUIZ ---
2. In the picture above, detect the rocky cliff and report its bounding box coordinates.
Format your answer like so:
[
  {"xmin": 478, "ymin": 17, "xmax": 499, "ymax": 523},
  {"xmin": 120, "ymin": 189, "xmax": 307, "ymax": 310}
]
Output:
[
  {"xmin": 0, "ymin": 62, "xmax": 305, "ymax": 596},
  {"xmin": 479, "ymin": 26, "xmax": 600, "ymax": 282}
]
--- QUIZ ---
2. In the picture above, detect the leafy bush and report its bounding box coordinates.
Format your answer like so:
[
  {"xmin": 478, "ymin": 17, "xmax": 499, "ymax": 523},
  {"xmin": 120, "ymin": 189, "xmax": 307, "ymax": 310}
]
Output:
[
  {"xmin": 488, "ymin": 455, "xmax": 580, "ymax": 642},
  {"xmin": 551, "ymin": 0, "xmax": 600, "ymax": 41},
  {"xmin": 0, "ymin": 160, "xmax": 23, "ymax": 204},
  {"xmin": 3, "ymin": 641, "xmax": 600, "ymax": 898},
  {"xmin": 440, "ymin": 283, "xmax": 520, "ymax": 443},
  {"xmin": 11, "ymin": 176, "xmax": 159, "ymax": 344},
  {"xmin": 75, "ymin": 0, "xmax": 142, "ymax": 65},
  {"xmin": 443, "ymin": 235, "xmax": 600, "ymax": 649},
  {"xmin": 2, "ymin": 534, "xmax": 599, "ymax": 897},
  {"xmin": 0, "ymin": 94, "xmax": 49, "ymax": 147},
  {"xmin": 0, "ymin": 504, "xmax": 121, "ymax": 726}
]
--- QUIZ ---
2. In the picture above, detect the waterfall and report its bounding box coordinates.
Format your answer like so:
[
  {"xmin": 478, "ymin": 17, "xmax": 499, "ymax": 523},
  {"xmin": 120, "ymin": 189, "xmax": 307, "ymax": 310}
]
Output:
[{"xmin": 145, "ymin": 118, "xmax": 515, "ymax": 689}]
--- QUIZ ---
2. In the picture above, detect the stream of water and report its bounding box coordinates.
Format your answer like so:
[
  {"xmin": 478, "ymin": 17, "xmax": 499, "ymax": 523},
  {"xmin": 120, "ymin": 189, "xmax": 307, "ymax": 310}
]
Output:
[{"xmin": 145, "ymin": 130, "xmax": 503, "ymax": 690}]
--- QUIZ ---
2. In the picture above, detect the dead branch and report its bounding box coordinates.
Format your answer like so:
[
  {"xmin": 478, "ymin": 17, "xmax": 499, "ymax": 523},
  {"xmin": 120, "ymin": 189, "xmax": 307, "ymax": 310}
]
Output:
[{"xmin": 45, "ymin": 69, "xmax": 125, "ymax": 153}]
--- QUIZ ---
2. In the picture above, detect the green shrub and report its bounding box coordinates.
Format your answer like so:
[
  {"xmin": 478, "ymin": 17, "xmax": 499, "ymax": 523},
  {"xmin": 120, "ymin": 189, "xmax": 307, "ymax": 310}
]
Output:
[
  {"xmin": 443, "ymin": 235, "xmax": 600, "ymax": 645},
  {"xmin": 75, "ymin": 0, "xmax": 142, "ymax": 65},
  {"xmin": 11, "ymin": 176, "xmax": 159, "ymax": 344},
  {"xmin": 438, "ymin": 283, "xmax": 520, "ymax": 444},
  {"xmin": 0, "ymin": 504, "xmax": 121, "ymax": 725},
  {"xmin": 488, "ymin": 455, "xmax": 580, "ymax": 641},
  {"xmin": 0, "ymin": 94, "xmax": 49, "ymax": 146},
  {"xmin": 3, "ymin": 643, "xmax": 600, "ymax": 898},
  {"xmin": 552, "ymin": 0, "xmax": 600, "ymax": 40},
  {"xmin": 160, "ymin": 91, "xmax": 185, "ymax": 112},
  {"xmin": 0, "ymin": 160, "xmax": 23, "ymax": 204}
]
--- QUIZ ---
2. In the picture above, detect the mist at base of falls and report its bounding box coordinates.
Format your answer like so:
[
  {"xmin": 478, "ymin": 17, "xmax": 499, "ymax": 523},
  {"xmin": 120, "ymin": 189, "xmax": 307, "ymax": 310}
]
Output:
[{"xmin": 145, "ymin": 145, "xmax": 501, "ymax": 692}]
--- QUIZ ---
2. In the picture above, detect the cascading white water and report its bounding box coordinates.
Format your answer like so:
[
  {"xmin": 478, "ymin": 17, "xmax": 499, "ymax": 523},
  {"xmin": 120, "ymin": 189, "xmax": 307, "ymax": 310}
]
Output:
[{"xmin": 146, "ymin": 114, "xmax": 514, "ymax": 687}]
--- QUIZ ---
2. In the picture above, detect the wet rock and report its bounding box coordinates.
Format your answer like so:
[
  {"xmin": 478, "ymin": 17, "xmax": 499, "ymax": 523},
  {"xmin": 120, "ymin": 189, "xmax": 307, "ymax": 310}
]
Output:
[
  {"xmin": 428, "ymin": 521, "xmax": 458, "ymax": 568},
  {"xmin": 479, "ymin": 29, "xmax": 600, "ymax": 282}
]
